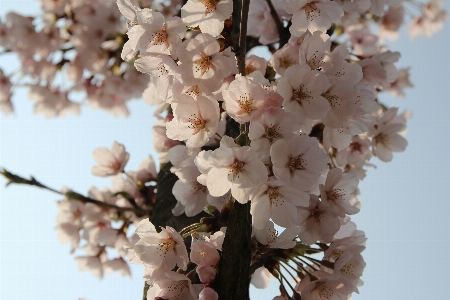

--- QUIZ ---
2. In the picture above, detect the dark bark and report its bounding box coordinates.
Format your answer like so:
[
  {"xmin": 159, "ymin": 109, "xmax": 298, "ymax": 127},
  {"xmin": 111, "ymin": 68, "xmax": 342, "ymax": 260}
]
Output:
[{"xmin": 214, "ymin": 201, "xmax": 252, "ymax": 300}]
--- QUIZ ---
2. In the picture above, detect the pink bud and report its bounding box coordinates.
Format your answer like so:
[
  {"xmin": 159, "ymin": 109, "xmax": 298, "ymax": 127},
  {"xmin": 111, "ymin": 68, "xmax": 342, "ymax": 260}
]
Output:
[
  {"xmin": 196, "ymin": 265, "xmax": 216, "ymax": 284},
  {"xmin": 199, "ymin": 287, "xmax": 218, "ymax": 300},
  {"xmin": 190, "ymin": 242, "xmax": 220, "ymax": 266}
]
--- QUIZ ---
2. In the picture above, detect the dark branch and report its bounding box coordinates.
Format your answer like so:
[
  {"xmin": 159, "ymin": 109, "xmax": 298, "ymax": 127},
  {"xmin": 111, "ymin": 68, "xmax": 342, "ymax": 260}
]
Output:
[{"xmin": 0, "ymin": 168, "xmax": 147, "ymax": 215}]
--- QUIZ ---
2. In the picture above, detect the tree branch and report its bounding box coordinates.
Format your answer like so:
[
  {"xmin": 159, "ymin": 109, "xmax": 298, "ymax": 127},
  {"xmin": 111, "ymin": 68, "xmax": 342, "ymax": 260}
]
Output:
[
  {"xmin": 214, "ymin": 1, "xmax": 253, "ymax": 299},
  {"xmin": 237, "ymin": 0, "xmax": 250, "ymax": 75},
  {"xmin": 0, "ymin": 168, "xmax": 147, "ymax": 215},
  {"xmin": 266, "ymin": 0, "xmax": 284, "ymax": 36}
]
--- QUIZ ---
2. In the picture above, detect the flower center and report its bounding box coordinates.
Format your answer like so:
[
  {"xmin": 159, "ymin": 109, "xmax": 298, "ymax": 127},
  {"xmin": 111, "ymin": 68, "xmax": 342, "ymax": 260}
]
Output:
[
  {"xmin": 374, "ymin": 133, "xmax": 389, "ymax": 145},
  {"xmin": 323, "ymin": 93, "xmax": 341, "ymax": 107},
  {"xmin": 237, "ymin": 94, "xmax": 254, "ymax": 115},
  {"xmin": 279, "ymin": 56, "xmax": 295, "ymax": 69},
  {"xmin": 267, "ymin": 228, "xmax": 278, "ymax": 244},
  {"xmin": 268, "ymin": 187, "xmax": 284, "ymax": 207},
  {"xmin": 288, "ymin": 155, "xmax": 306, "ymax": 172},
  {"xmin": 108, "ymin": 159, "xmax": 122, "ymax": 173},
  {"xmin": 199, "ymin": 0, "xmax": 218, "ymax": 14},
  {"xmin": 265, "ymin": 125, "xmax": 281, "ymax": 142},
  {"xmin": 159, "ymin": 235, "xmax": 176, "ymax": 255},
  {"xmin": 151, "ymin": 24, "xmax": 168, "ymax": 46},
  {"xmin": 192, "ymin": 181, "xmax": 207, "ymax": 194},
  {"xmin": 156, "ymin": 63, "xmax": 169, "ymax": 77},
  {"xmin": 307, "ymin": 50, "xmax": 324, "ymax": 70},
  {"xmin": 167, "ymin": 280, "xmax": 188, "ymax": 295},
  {"xmin": 349, "ymin": 141, "xmax": 362, "ymax": 154},
  {"xmin": 312, "ymin": 208, "xmax": 323, "ymax": 223},
  {"xmin": 292, "ymin": 86, "xmax": 311, "ymax": 104},
  {"xmin": 340, "ymin": 263, "xmax": 355, "ymax": 276},
  {"xmin": 304, "ymin": 3, "xmax": 321, "ymax": 22},
  {"xmin": 194, "ymin": 54, "xmax": 213, "ymax": 76},
  {"xmin": 187, "ymin": 114, "xmax": 206, "ymax": 134},
  {"xmin": 229, "ymin": 160, "xmax": 245, "ymax": 181},
  {"xmin": 186, "ymin": 85, "xmax": 200, "ymax": 98},
  {"xmin": 317, "ymin": 282, "xmax": 334, "ymax": 299},
  {"xmin": 331, "ymin": 248, "xmax": 344, "ymax": 261},
  {"xmin": 328, "ymin": 188, "xmax": 345, "ymax": 201}
]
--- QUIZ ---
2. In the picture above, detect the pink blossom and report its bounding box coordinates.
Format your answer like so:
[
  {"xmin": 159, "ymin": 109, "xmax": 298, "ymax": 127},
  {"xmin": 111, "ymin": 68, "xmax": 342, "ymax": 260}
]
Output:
[
  {"xmin": 122, "ymin": 9, "xmax": 185, "ymax": 59},
  {"xmin": 271, "ymin": 135, "xmax": 328, "ymax": 192},
  {"xmin": 177, "ymin": 33, "xmax": 236, "ymax": 93},
  {"xmin": 190, "ymin": 241, "xmax": 220, "ymax": 266},
  {"xmin": 182, "ymin": 0, "xmax": 233, "ymax": 37},
  {"xmin": 277, "ymin": 64, "xmax": 330, "ymax": 121},
  {"xmin": 133, "ymin": 219, "xmax": 189, "ymax": 279},
  {"xmin": 197, "ymin": 265, "xmax": 217, "ymax": 283},
  {"xmin": 319, "ymin": 168, "xmax": 361, "ymax": 217},
  {"xmin": 253, "ymin": 221, "xmax": 300, "ymax": 249},
  {"xmin": 248, "ymin": 107, "xmax": 299, "ymax": 160},
  {"xmin": 251, "ymin": 177, "xmax": 309, "ymax": 229},
  {"xmin": 166, "ymin": 95, "xmax": 220, "ymax": 147},
  {"xmin": 296, "ymin": 271, "xmax": 352, "ymax": 300},
  {"xmin": 222, "ymin": 75, "xmax": 267, "ymax": 124},
  {"xmin": 205, "ymin": 139, "xmax": 268, "ymax": 203},
  {"xmin": 285, "ymin": 0, "xmax": 344, "ymax": 36},
  {"xmin": 91, "ymin": 141, "xmax": 130, "ymax": 177},
  {"xmin": 297, "ymin": 195, "xmax": 341, "ymax": 244},
  {"xmin": 146, "ymin": 271, "xmax": 197, "ymax": 300}
]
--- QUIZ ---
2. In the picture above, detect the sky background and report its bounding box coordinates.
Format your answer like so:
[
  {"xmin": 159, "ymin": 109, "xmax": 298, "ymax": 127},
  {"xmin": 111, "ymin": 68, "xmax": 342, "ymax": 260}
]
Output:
[{"xmin": 1, "ymin": 1, "xmax": 450, "ymax": 299}]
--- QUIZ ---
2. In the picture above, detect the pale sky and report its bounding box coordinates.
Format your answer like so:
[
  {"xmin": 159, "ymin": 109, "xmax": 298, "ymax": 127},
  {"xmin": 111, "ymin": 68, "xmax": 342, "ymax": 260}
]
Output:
[{"xmin": 1, "ymin": 1, "xmax": 450, "ymax": 299}]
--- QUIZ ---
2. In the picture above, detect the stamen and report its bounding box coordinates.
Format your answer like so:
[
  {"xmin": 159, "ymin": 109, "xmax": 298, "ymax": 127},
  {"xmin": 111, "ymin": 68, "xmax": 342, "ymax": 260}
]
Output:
[
  {"xmin": 194, "ymin": 54, "xmax": 213, "ymax": 76},
  {"xmin": 229, "ymin": 160, "xmax": 245, "ymax": 181}
]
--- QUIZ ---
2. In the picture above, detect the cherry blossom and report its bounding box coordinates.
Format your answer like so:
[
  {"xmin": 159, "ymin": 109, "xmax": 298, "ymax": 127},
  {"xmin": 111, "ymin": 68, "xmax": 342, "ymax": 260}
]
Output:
[
  {"xmin": 177, "ymin": 33, "xmax": 236, "ymax": 93},
  {"xmin": 182, "ymin": 0, "xmax": 233, "ymax": 37},
  {"xmin": 271, "ymin": 135, "xmax": 328, "ymax": 191},
  {"xmin": 296, "ymin": 271, "xmax": 352, "ymax": 300},
  {"xmin": 122, "ymin": 9, "xmax": 185, "ymax": 59},
  {"xmin": 172, "ymin": 166, "xmax": 209, "ymax": 216},
  {"xmin": 285, "ymin": 0, "xmax": 344, "ymax": 36},
  {"xmin": 297, "ymin": 195, "xmax": 341, "ymax": 244},
  {"xmin": 253, "ymin": 221, "xmax": 300, "ymax": 249},
  {"xmin": 319, "ymin": 168, "xmax": 361, "ymax": 217},
  {"xmin": 91, "ymin": 141, "xmax": 130, "ymax": 177},
  {"xmin": 166, "ymin": 94, "xmax": 220, "ymax": 147},
  {"xmin": 251, "ymin": 177, "xmax": 309, "ymax": 229},
  {"xmin": 133, "ymin": 219, "xmax": 189, "ymax": 279},
  {"xmin": 277, "ymin": 64, "xmax": 330, "ymax": 121},
  {"xmin": 248, "ymin": 107, "xmax": 299, "ymax": 159},
  {"xmin": 146, "ymin": 271, "xmax": 197, "ymax": 300},
  {"xmin": 204, "ymin": 138, "xmax": 268, "ymax": 203},
  {"xmin": 222, "ymin": 74, "xmax": 267, "ymax": 123},
  {"xmin": 0, "ymin": 0, "xmax": 444, "ymax": 297}
]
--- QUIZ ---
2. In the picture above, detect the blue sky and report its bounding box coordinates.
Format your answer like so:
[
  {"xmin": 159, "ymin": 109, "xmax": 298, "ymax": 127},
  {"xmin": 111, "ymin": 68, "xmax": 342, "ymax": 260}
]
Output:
[{"xmin": 1, "ymin": 0, "xmax": 450, "ymax": 299}]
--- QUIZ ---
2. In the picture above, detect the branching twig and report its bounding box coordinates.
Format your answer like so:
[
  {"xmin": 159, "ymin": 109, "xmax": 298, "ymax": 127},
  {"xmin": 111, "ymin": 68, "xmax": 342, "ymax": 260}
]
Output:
[{"xmin": 0, "ymin": 168, "xmax": 147, "ymax": 216}]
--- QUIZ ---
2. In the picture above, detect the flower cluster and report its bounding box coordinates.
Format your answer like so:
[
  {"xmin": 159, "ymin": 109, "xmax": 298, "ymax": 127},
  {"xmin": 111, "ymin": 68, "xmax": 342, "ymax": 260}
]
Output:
[
  {"xmin": 0, "ymin": 0, "xmax": 446, "ymax": 299},
  {"xmin": 109, "ymin": 0, "xmax": 426, "ymax": 298},
  {"xmin": 56, "ymin": 141, "xmax": 157, "ymax": 278}
]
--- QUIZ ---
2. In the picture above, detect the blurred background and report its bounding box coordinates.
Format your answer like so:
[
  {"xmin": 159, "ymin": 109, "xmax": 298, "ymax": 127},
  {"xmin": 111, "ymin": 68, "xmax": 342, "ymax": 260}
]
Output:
[{"xmin": 1, "ymin": 0, "xmax": 450, "ymax": 299}]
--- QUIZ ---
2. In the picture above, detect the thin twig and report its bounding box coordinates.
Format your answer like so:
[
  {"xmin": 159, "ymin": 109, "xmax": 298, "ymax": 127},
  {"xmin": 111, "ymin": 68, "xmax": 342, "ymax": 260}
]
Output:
[
  {"xmin": 265, "ymin": 0, "xmax": 284, "ymax": 36},
  {"xmin": 237, "ymin": 0, "xmax": 250, "ymax": 75},
  {"xmin": 221, "ymin": 30, "xmax": 240, "ymax": 53},
  {"xmin": 0, "ymin": 168, "xmax": 147, "ymax": 215}
]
